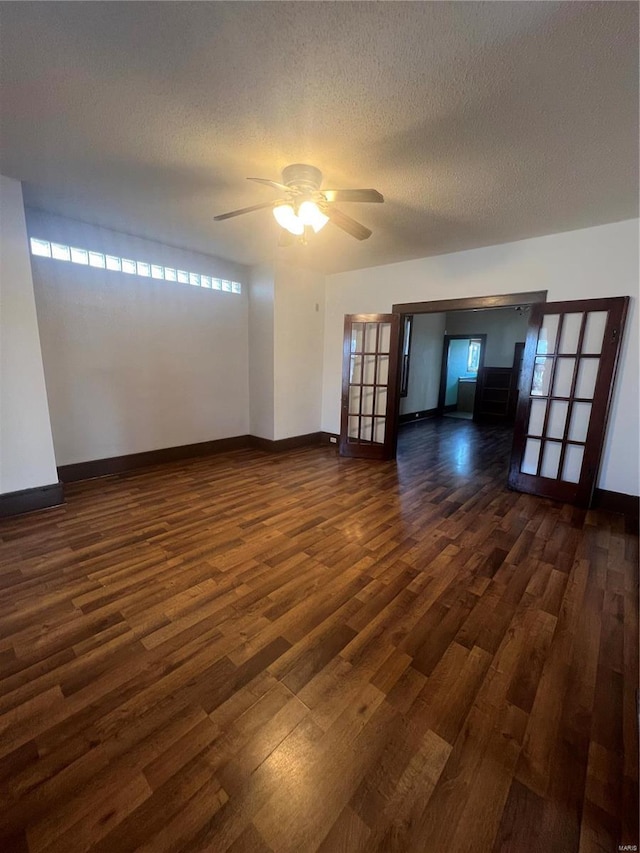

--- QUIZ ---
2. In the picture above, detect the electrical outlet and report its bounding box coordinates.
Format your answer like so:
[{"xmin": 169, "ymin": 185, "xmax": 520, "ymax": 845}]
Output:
[{"xmin": 329, "ymin": 436, "xmax": 337, "ymax": 444}]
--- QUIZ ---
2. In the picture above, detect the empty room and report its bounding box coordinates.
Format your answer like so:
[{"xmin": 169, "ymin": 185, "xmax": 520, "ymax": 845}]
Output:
[{"xmin": 0, "ymin": 2, "xmax": 638, "ymax": 852}]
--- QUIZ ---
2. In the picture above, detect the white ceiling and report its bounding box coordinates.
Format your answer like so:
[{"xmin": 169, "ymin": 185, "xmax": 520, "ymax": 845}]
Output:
[{"xmin": 0, "ymin": 2, "xmax": 637, "ymax": 275}]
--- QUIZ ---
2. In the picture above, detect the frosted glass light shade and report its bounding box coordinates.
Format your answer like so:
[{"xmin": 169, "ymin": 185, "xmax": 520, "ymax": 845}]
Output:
[
  {"xmin": 273, "ymin": 204, "xmax": 304, "ymax": 235},
  {"xmin": 298, "ymin": 200, "xmax": 329, "ymax": 233}
]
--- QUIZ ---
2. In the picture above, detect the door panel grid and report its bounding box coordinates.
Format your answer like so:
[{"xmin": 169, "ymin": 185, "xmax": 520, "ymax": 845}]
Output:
[
  {"xmin": 340, "ymin": 314, "xmax": 401, "ymax": 460},
  {"xmin": 348, "ymin": 322, "xmax": 387, "ymax": 443},
  {"xmin": 509, "ymin": 297, "xmax": 628, "ymax": 506}
]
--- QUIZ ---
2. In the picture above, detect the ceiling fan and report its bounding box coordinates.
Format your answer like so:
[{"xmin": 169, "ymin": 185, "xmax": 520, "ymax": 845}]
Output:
[{"xmin": 213, "ymin": 164, "xmax": 383, "ymax": 243}]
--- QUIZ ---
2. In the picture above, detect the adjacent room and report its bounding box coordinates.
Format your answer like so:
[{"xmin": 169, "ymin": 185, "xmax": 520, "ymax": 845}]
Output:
[{"xmin": 0, "ymin": 3, "xmax": 638, "ymax": 852}]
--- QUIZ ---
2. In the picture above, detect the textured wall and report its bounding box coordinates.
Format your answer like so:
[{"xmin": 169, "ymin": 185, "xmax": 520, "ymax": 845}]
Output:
[
  {"xmin": 28, "ymin": 210, "xmax": 250, "ymax": 466},
  {"xmin": 0, "ymin": 177, "xmax": 58, "ymax": 492},
  {"xmin": 399, "ymin": 313, "xmax": 446, "ymax": 415},
  {"xmin": 445, "ymin": 308, "xmax": 529, "ymax": 367},
  {"xmin": 248, "ymin": 266, "xmax": 275, "ymax": 441},
  {"xmin": 273, "ymin": 262, "xmax": 325, "ymax": 441}
]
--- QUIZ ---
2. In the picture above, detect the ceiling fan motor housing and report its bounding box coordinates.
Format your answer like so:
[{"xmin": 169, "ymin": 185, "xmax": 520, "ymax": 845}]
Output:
[{"xmin": 282, "ymin": 164, "xmax": 323, "ymax": 192}]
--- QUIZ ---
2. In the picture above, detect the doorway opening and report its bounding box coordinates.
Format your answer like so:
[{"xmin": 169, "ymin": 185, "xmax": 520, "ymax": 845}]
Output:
[
  {"xmin": 437, "ymin": 334, "xmax": 487, "ymax": 420},
  {"xmin": 340, "ymin": 293, "xmax": 628, "ymax": 508},
  {"xmin": 397, "ymin": 305, "xmax": 531, "ymax": 477},
  {"xmin": 395, "ymin": 293, "xmax": 543, "ymax": 436}
]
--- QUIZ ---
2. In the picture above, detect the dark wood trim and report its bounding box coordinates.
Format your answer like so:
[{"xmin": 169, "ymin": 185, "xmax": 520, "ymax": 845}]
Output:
[
  {"xmin": 320, "ymin": 432, "xmax": 339, "ymax": 446},
  {"xmin": 593, "ymin": 489, "xmax": 639, "ymax": 527},
  {"xmin": 399, "ymin": 408, "xmax": 439, "ymax": 425},
  {"xmin": 392, "ymin": 290, "xmax": 547, "ymax": 316},
  {"xmin": 340, "ymin": 314, "xmax": 401, "ymax": 460},
  {"xmin": 0, "ymin": 482, "xmax": 64, "ymax": 518},
  {"xmin": 474, "ymin": 344, "xmax": 523, "ymax": 425},
  {"xmin": 250, "ymin": 433, "xmax": 322, "ymax": 453},
  {"xmin": 58, "ymin": 436, "xmax": 251, "ymax": 482},
  {"xmin": 508, "ymin": 296, "xmax": 630, "ymax": 508},
  {"xmin": 389, "ymin": 292, "xmax": 547, "ymax": 459},
  {"xmin": 58, "ymin": 434, "xmax": 328, "ymax": 482}
]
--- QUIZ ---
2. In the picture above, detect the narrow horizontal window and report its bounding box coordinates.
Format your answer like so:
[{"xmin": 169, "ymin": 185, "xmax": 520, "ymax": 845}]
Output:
[
  {"xmin": 51, "ymin": 243, "xmax": 71, "ymax": 261},
  {"xmin": 29, "ymin": 237, "xmax": 241, "ymax": 294},
  {"xmin": 70, "ymin": 247, "xmax": 88, "ymax": 265},
  {"xmin": 30, "ymin": 238, "xmax": 51, "ymax": 257}
]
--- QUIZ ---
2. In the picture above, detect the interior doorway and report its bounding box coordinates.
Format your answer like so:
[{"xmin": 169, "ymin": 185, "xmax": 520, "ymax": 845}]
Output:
[
  {"xmin": 437, "ymin": 334, "xmax": 487, "ymax": 420},
  {"xmin": 339, "ymin": 291, "xmax": 629, "ymax": 508},
  {"xmin": 397, "ymin": 304, "xmax": 530, "ymax": 483}
]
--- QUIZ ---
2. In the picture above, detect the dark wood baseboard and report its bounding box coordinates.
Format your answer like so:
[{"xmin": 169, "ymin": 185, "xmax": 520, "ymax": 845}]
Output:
[
  {"xmin": 250, "ymin": 432, "xmax": 322, "ymax": 453},
  {"xmin": 58, "ymin": 433, "xmax": 325, "ymax": 482},
  {"xmin": 0, "ymin": 482, "xmax": 64, "ymax": 518},
  {"xmin": 399, "ymin": 408, "xmax": 438, "ymax": 425},
  {"xmin": 58, "ymin": 436, "xmax": 251, "ymax": 483},
  {"xmin": 593, "ymin": 488, "xmax": 639, "ymax": 530},
  {"xmin": 320, "ymin": 432, "xmax": 339, "ymax": 447}
]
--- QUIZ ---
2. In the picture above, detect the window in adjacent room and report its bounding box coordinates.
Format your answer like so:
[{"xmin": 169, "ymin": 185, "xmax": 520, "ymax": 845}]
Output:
[
  {"xmin": 467, "ymin": 339, "xmax": 482, "ymax": 373},
  {"xmin": 400, "ymin": 315, "xmax": 413, "ymax": 397}
]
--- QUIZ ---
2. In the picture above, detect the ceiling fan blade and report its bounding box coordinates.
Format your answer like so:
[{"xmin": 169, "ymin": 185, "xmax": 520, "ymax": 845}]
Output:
[
  {"xmin": 321, "ymin": 189, "xmax": 384, "ymax": 204},
  {"xmin": 247, "ymin": 177, "xmax": 291, "ymax": 192},
  {"xmin": 213, "ymin": 201, "xmax": 274, "ymax": 221},
  {"xmin": 325, "ymin": 206, "xmax": 372, "ymax": 240}
]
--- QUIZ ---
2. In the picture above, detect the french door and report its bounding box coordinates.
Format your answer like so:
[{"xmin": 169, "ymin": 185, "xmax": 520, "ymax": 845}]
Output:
[
  {"xmin": 508, "ymin": 297, "xmax": 629, "ymax": 506},
  {"xmin": 339, "ymin": 314, "xmax": 401, "ymax": 459}
]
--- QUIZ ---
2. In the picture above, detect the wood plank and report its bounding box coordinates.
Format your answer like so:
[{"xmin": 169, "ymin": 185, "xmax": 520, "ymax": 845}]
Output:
[{"xmin": 0, "ymin": 419, "xmax": 635, "ymax": 852}]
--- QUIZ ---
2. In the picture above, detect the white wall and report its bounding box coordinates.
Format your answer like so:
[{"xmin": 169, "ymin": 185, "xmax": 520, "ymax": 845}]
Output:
[
  {"xmin": 322, "ymin": 219, "xmax": 639, "ymax": 496},
  {"xmin": 273, "ymin": 262, "xmax": 325, "ymax": 440},
  {"xmin": 400, "ymin": 313, "xmax": 446, "ymax": 414},
  {"xmin": 28, "ymin": 210, "xmax": 250, "ymax": 466},
  {"xmin": 0, "ymin": 177, "xmax": 58, "ymax": 493},
  {"xmin": 445, "ymin": 307, "xmax": 530, "ymax": 367},
  {"xmin": 249, "ymin": 265, "xmax": 275, "ymax": 441}
]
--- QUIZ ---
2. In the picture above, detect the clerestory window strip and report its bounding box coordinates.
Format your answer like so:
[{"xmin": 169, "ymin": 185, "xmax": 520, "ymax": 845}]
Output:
[{"xmin": 29, "ymin": 238, "xmax": 242, "ymax": 294}]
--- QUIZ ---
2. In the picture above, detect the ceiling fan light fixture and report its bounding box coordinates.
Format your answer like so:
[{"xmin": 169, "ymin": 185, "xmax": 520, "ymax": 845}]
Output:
[
  {"xmin": 273, "ymin": 203, "xmax": 304, "ymax": 236},
  {"xmin": 298, "ymin": 200, "xmax": 329, "ymax": 233}
]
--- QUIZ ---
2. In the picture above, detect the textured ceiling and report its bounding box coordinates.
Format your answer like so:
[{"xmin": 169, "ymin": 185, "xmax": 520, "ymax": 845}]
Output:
[{"xmin": 1, "ymin": 2, "xmax": 637, "ymax": 275}]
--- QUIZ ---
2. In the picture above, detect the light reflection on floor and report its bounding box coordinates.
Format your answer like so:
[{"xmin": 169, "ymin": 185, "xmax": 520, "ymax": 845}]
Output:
[{"xmin": 396, "ymin": 417, "xmax": 514, "ymax": 485}]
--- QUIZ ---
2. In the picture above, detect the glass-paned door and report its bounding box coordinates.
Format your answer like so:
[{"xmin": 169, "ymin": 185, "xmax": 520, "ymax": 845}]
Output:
[
  {"xmin": 508, "ymin": 297, "xmax": 629, "ymax": 506},
  {"xmin": 340, "ymin": 314, "xmax": 401, "ymax": 459}
]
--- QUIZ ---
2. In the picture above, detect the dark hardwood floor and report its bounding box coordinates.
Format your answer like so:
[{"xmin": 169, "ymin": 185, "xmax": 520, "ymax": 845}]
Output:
[{"xmin": 0, "ymin": 419, "xmax": 637, "ymax": 852}]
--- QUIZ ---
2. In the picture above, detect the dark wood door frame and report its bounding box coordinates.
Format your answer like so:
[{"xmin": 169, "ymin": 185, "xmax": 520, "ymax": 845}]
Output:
[
  {"xmin": 340, "ymin": 313, "xmax": 401, "ymax": 460},
  {"xmin": 391, "ymin": 290, "xmax": 547, "ymax": 316},
  {"xmin": 391, "ymin": 290, "xmax": 548, "ymax": 452},
  {"xmin": 437, "ymin": 333, "xmax": 487, "ymax": 416}
]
